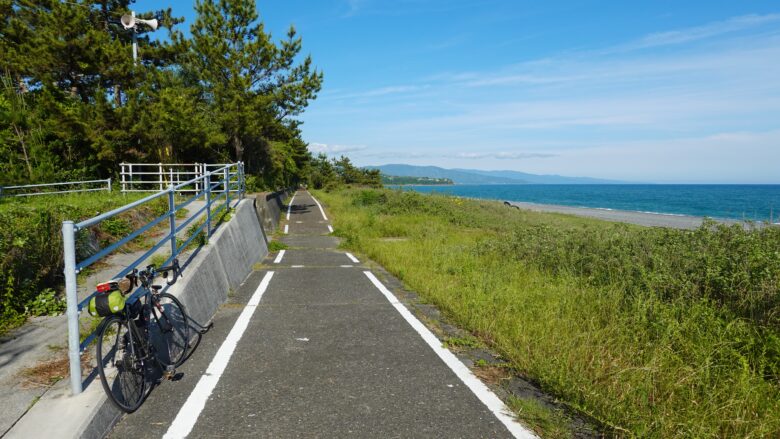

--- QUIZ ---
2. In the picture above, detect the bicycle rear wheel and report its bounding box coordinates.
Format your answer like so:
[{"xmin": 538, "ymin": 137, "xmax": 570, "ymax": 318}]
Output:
[
  {"xmin": 96, "ymin": 315, "xmax": 150, "ymax": 412},
  {"xmin": 149, "ymin": 293, "xmax": 191, "ymax": 367}
]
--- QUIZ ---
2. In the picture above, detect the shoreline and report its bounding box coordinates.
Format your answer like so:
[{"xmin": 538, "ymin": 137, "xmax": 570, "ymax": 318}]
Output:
[{"xmin": 504, "ymin": 200, "xmax": 755, "ymax": 230}]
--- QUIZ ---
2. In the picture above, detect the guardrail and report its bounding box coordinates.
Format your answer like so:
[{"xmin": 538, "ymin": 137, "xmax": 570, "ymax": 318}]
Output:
[
  {"xmin": 120, "ymin": 162, "xmax": 230, "ymax": 193},
  {"xmin": 62, "ymin": 162, "xmax": 245, "ymax": 395},
  {"xmin": 0, "ymin": 178, "xmax": 111, "ymax": 197}
]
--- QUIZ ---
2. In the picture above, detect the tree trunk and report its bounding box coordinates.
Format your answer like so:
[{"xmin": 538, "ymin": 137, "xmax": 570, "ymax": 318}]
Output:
[
  {"xmin": 233, "ymin": 133, "xmax": 243, "ymax": 162},
  {"xmin": 12, "ymin": 124, "xmax": 33, "ymax": 180}
]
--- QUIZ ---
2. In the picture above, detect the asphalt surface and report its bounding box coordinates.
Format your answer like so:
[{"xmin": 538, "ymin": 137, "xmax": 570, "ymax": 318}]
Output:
[{"xmin": 109, "ymin": 191, "xmax": 517, "ymax": 438}]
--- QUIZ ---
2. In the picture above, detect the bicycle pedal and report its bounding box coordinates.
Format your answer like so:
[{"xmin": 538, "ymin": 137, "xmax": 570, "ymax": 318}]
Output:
[{"xmin": 163, "ymin": 365, "xmax": 176, "ymax": 380}]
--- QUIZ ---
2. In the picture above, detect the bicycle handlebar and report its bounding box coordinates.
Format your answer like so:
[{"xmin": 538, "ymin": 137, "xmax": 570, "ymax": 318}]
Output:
[{"xmin": 124, "ymin": 259, "xmax": 182, "ymax": 290}]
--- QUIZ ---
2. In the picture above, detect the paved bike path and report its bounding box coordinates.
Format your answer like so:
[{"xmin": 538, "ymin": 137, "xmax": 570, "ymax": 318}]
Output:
[{"xmin": 110, "ymin": 191, "xmax": 528, "ymax": 438}]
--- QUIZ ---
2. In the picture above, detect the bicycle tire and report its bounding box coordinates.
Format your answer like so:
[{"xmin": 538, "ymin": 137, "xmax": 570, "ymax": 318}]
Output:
[
  {"xmin": 96, "ymin": 315, "xmax": 150, "ymax": 413},
  {"xmin": 149, "ymin": 293, "xmax": 191, "ymax": 367}
]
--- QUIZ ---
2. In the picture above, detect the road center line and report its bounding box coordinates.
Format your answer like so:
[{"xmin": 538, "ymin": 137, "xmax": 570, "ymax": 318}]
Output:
[
  {"xmin": 163, "ymin": 271, "xmax": 275, "ymax": 439},
  {"xmin": 273, "ymin": 250, "xmax": 285, "ymax": 264},
  {"xmin": 345, "ymin": 252, "xmax": 360, "ymax": 263},
  {"xmin": 362, "ymin": 271, "xmax": 536, "ymax": 439},
  {"xmin": 309, "ymin": 194, "xmax": 329, "ymax": 220},
  {"xmin": 286, "ymin": 193, "xmax": 296, "ymax": 220}
]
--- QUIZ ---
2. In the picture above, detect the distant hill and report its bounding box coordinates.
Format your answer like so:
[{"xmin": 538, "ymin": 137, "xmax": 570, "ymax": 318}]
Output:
[
  {"xmin": 366, "ymin": 165, "xmax": 523, "ymax": 185},
  {"xmin": 451, "ymin": 169, "xmax": 627, "ymax": 184},
  {"xmin": 367, "ymin": 164, "xmax": 627, "ymax": 185},
  {"xmin": 381, "ymin": 175, "xmax": 453, "ymax": 185}
]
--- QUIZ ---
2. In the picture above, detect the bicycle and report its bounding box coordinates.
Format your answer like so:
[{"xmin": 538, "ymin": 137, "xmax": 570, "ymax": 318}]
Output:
[{"xmin": 94, "ymin": 259, "xmax": 191, "ymax": 412}]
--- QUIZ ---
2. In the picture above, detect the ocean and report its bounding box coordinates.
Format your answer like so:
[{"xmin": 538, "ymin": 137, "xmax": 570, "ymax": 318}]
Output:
[{"xmin": 391, "ymin": 184, "xmax": 780, "ymax": 223}]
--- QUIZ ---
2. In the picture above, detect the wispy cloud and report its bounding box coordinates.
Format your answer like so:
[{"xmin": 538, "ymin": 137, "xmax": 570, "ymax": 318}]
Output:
[
  {"xmin": 614, "ymin": 13, "xmax": 780, "ymax": 52},
  {"xmin": 455, "ymin": 152, "xmax": 557, "ymax": 159},
  {"xmin": 309, "ymin": 142, "xmax": 367, "ymax": 155}
]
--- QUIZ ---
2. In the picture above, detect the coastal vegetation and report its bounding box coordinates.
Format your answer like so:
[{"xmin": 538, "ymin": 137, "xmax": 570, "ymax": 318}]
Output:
[
  {"xmin": 380, "ymin": 175, "xmax": 453, "ymax": 185},
  {"xmin": 307, "ymin": 154, "xmax": 381, "ymax": 189},
  {"xmin": 317, "ymin": 187, "xmax": 780, "ymax": 437}
]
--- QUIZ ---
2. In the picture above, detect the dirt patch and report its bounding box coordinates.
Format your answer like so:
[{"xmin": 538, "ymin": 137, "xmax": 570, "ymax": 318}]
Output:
[
  {"xmin": 19, "ymin": 353, "xmax": 92, "ymax": 389},
  {"xmin": 472, "ymin": 364, "xmax": 512, "ymax": 385}
]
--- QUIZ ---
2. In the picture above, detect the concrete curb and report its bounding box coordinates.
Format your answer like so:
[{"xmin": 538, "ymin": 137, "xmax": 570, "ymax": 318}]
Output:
[{"xmin": 5, "ymin": 194, "xmax": 285, "ymax": 438}]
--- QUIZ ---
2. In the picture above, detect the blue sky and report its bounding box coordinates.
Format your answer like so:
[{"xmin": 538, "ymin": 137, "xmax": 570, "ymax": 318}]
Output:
[{"xmin": 135, "ymin": 0, "xmax": 780, "ymax": 183}]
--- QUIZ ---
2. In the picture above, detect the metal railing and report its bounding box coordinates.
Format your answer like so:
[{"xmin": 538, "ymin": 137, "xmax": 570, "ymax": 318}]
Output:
[
  {"xmin": 0, "ymin": 178, "xmax": 111, "ymax": 197},
  {"xmin": 120, "ymin": 162, "xmax": 231, "ymax": 193},
  {"xmin": 62, "ymin": 162, "xmax": 245, "ymax": 395}
]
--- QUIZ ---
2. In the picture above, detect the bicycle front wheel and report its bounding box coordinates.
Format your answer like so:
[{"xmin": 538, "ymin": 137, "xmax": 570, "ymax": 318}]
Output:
[
  {"xmin": 96, "ymin": 315, "xmax": 150, "ymax": 412},
  {"xmin": 149, "ymin": 293, "xmax": 191, "ymax": 367}
]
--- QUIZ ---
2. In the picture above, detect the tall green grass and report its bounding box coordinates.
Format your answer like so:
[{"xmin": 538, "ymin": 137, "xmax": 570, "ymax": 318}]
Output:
[{"xmin": 318, "ymin": 188, "xmax": 780, "ymax": 437}]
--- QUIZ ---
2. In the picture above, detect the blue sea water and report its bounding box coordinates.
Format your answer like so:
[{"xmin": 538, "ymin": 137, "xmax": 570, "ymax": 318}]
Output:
[{"xmin": 392, "ymin": 185, "xmax": 780, "ymax": 223}]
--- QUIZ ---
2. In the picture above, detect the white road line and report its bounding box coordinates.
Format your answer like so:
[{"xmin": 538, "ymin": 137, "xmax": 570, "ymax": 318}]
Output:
[
  {"xmin": 284, "ymin": 224, "xmax": 289, "ymax": 234},
  {"xmin": 273, "ymin": 250, "xmax": 285, "ymax": 264},
  {"xmin": 309, "ymin": 194, "xmax": 328, "ymax": 220},
  {"xmin": 363, "ymin": 271, "xmax": 536, "ymax": 439},
  {"xmin": 286, "ymin": 193, "xmax": 296, "ymax": 220},
  {"xmin": 291, "ymin": 265, "xmax": 304, "ymax": 268},
  {"xmin": 164, "ymin": 272, "xmax": 275, "ymax": 439},
  {"xmin": 327, "ymin": 225, "xmax": 334, "ymax": 233},
  {"xmin": 340, "ymin": 265, "xmax": 353, "ymax": 268},
  {"xmin": 345, "ymin": 252, "xmax": 360, "ymax": 263}
]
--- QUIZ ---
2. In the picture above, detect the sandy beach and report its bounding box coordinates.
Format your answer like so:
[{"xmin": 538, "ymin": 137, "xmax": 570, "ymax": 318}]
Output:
[{"xmin": 505, "ymin": 200, "xmax": 751, "ymax": 230}]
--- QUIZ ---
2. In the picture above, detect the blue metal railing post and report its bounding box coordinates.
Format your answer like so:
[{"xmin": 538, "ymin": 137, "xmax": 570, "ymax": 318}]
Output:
[
  {"xmin": 168, "ymin": 187, "xmax": 177, "ymax": 255},
  {"xmin": 224, "ymin": 166, "xmax": 230, "ymax": 209},
  {"xmin": 239, "ymin": 162, "xmax": 245, "ymax": 200},
  {"xmin": 62, "ymin": 221, "xmax": 83, "ymax": 395},
  {"xmin": 205, "ymin": 172, "xmax": 212, "ymax": 237}
]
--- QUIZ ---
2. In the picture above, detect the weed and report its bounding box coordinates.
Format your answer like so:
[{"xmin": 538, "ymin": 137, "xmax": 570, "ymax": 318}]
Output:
[
  {"xmin": 507, "ymin": 396, "xmax": 574, "ymax": 439},
  {"xmin": 443, "ymin": 336, "xmax": 484, "ymax": 350},
  {"xmin": 268, "ymin": 241, "xmax": 288, "ymax": 252}
]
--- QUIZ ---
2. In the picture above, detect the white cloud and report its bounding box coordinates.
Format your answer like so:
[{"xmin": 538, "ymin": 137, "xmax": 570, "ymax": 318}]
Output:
[
  {"xmin": 309, "ymin": 142, "xmax": 367, "ymax": 155},
  {"xmin": 455, "ymin": 152, "xmax": 557, "ymax": 159}
]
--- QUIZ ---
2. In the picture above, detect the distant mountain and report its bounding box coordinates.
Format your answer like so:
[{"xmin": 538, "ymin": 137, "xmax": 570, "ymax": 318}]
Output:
[
  {"xmin": 451, "ymin": 169, "xmax": 627, "ymax": 184},
  {"xmin": 366, "ymin": 165, "xmax": 523, "ymax": 185},
  {"xmin": 367, "ymin": 164, "xmax": 627, "ymax": 185}
]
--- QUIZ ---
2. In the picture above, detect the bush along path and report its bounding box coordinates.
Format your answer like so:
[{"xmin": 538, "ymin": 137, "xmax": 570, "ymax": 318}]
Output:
[{"xmin": 315, "ymin": 188, "xmax": 780, "ymax": 438}]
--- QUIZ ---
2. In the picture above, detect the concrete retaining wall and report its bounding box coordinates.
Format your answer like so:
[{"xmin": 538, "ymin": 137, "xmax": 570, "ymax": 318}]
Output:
[
  {"xmin": 251, "ymin": 190, "xmax": 290, "ymax": 242},
  {"xmin": 166, "ymin": 198, "xmax": 268, "ymax": 324}
]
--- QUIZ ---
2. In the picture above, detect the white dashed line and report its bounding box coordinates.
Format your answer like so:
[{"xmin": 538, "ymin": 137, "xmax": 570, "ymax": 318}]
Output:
[
  {"xmin": 164, "ymin": 272, "xmax": 275, "ymax": 439},
  {"xmin": 286, "ymin": 193, "xmax": 296, "ymax": 220},
  {"xmin": 327, "ymin": 225, "xmax": 334, "ymax": 233},
  {"xmin": 345, "ymin": 253, "xmax": 360, "ymax": 263},
  {"xmin": 273, "ymin": 250, "xmax": 285, "ymax": 264},
  {"xmin": 362, "ymin": 271, "xmax": 536, "ymax": 439},
  {"xmin": 291, "ymin": 265, "xmax": 304, "ymax": 268},
  {"xmin": 340, "ymin": 265, "xmax": 353, "ymax": 268},
  {"xmin": 284, "ymin": 224, "xmax": 289, "ymax": 234}
]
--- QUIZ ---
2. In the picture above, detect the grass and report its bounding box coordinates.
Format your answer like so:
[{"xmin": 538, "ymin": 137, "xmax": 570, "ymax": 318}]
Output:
[
  {"xmin": 316, "ymin": 187, "xmax": 780, "ymax": 438},
  {"xmin": 268, "ymin": 241, "xmax": 289, "ymax": 252},
  {"xmin": 507, "ymin": 396, "xmax": 575, "ymax": 439}
]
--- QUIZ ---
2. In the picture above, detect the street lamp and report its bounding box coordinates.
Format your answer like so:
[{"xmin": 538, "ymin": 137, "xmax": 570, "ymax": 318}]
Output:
[{"xmin": 120, "ymin": 11, "xmax": 159, "ymax": 65}]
